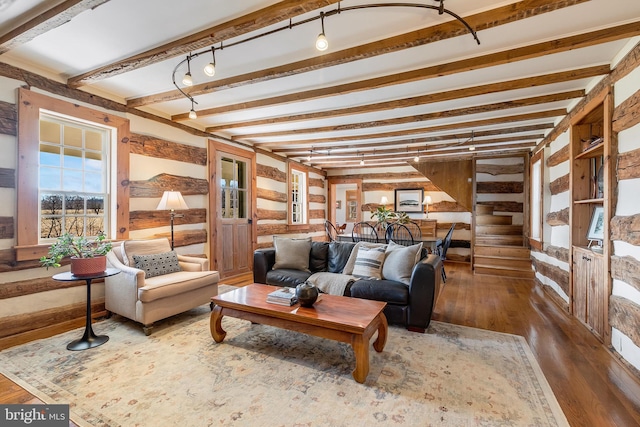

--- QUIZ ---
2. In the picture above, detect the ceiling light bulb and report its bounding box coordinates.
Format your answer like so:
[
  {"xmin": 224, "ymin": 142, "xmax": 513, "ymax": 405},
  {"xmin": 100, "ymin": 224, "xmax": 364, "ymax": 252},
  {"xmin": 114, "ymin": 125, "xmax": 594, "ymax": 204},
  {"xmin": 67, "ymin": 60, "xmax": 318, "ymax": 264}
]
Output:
[
  {"xmin": 360, "ymin": 158, "xmax": 365, "ymax": 166},
  {"xmin": 316, "ymin": 33, "xmax": 328, "ymax": 51},
  {"xmin": 189, "ymin": 108, "xmax": 197, "ymax": 119},
  {"xmin": 307, "ymin": 155, "xmax": 312, "ymax": 162},
  {"xmin": 414, "ymin": 155, "xmax": 420, "ymax": 162},
  {"xmin": 203, "ymin": 62, "xmax": 216, "ymax": 77},
  {"xmin": 469, "ymin": 145, "xmax": 475, "ymax": 151},
  {"xmin": 182, "ymin": 71, "xmax": 193, "ymax": 86}
]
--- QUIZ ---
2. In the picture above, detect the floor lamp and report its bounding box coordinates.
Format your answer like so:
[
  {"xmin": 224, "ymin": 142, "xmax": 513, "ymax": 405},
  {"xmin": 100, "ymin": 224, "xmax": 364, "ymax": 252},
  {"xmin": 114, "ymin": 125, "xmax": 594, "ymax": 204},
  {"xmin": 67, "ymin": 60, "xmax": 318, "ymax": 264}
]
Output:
[{"xmin": 156, "ymin": 191, "xmax": 189, "ymax": 250}]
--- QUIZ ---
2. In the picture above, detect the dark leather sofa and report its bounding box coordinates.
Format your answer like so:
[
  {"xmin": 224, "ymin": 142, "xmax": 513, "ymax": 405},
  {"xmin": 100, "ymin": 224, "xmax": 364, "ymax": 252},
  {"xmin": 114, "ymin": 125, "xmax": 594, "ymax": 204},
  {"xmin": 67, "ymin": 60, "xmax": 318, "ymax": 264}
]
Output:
[{"xmin": 253, "ymin": 241, "xmax": 443, "ymax": 332}]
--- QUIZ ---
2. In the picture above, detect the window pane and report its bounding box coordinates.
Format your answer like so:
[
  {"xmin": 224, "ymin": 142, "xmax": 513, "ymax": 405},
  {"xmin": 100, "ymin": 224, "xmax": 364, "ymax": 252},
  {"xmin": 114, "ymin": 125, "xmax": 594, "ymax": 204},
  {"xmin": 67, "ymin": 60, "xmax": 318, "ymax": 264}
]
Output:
[
  {"xmin": 221, "ymin": 157, "xmax": 233, "ymax": 188},
  {"xmin": 85, "ymin": 151, "xmax": 103, "ymax": 172},
  {"xmin": 64, "ymin": 216, "xmax": 85, "ymax": 235},
  {"xmin": 63, "ymin": 147, "xmax": 83, "ymax": 169},
  {"xmin": 236, "ymin": 160, "xmax": 246, "ymax": 190},
  {"xmin": 40, "ymin": 167, "xmax": 61, "ymax": 190},
  {"xmin": 65, "ymin": 195, "xmax": 85, "ymax": 214},
  {"xmin": 85, "ymin": 130, "xmax": 102, "ymax": 151},
  {"xmin": 85, "ymin": 217, "xmax": 105, "ymax": 236},
  {"xmin": 85, "ymin": 172, "xmax": 103, "ymax": 192},
  {"xmin": 40, "ymin": 194, "xmax": 62, "ymax": 213},
  {"xmin": 64, "ymin": 125, "xmax": 82, "ymax": 147},
  {"xmin": 63, "ymin": 169, "xmax": 83, "ymax": 191},
  {"xmin": 238, "ymin": 190, "xmax": 247, "ymax": 218},
  {"xmin": 86, "ymin": 196, "xmax": 105, "ymax": 215},
  {"xmin": 40, "ymin": 217, "xmax": 62, "ymax": 239},
  {"xmin": 40, "ymin": 121, "xmax": 60, "ymax": 144},
  {"xmin": 40, "ymin": 144, "xmax": 60, "ymax": 166}
]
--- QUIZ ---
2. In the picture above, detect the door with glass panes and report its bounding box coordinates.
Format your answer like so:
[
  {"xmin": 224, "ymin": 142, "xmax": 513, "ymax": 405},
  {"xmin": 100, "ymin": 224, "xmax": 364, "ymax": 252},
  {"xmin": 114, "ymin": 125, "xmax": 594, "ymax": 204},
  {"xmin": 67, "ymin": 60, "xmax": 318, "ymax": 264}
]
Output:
[{"xmin": 217, "ymin": 153, "xmax": 252, "ymax": 278}]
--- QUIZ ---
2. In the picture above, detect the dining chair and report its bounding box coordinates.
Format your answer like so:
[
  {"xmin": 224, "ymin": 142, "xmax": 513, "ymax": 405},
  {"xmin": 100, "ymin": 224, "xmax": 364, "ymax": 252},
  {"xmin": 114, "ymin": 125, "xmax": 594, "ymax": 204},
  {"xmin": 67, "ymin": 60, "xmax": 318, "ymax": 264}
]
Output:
[
  {"xmin": 352, "ymin": 222, "xmax": 379, "ymax": 243},
  {"xmin": 437, "ymin": 223, "xmax": 456, "ymax": 283},
  {"xmin": 406, "ymin": 221, "xmax": 422, "ymax": 241},
  {"xmin": 324, "ymin": 220, "xmax": 339, "ymax": 242},
  {"xmin": 385, "ymin": 223, "xmax": 415, "ymax": 246}
]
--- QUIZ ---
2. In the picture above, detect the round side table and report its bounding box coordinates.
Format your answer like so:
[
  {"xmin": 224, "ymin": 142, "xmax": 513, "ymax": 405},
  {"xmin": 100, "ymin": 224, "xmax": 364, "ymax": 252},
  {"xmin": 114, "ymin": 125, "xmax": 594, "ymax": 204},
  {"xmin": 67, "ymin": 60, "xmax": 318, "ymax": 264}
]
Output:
[{"xmin": 53, "ymin": 268, "xmax": 120, "ymax": 351}]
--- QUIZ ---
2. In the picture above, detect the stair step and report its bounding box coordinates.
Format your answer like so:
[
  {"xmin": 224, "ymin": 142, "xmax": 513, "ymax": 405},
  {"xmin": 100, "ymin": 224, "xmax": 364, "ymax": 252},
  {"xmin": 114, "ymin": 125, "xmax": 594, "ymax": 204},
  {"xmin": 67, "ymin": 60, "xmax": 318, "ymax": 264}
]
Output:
[
  {"xmin": 476, "ymin": 215, "xmax": 513, "ymax": 225},
  {"xmin": 475, "ymin": 245, "xmax": 530, "ymax": 258},
  {"xmin": 475, "ymin": 235, "xmax": 525, "ymax": 246},
  {"xmin": 473, "ymin": 255, "xmax": 531, "ymax": 270},
  {"xmin": 476, "ymin": 225, "xmax": 523, "ymax": 235},
  {"xmin": 476, "ymin": 205, "xmax": 494, "ymax": 215},
  {"xmin": 474, "ymin": 264, "xmax": 535, "ymax": 278}
]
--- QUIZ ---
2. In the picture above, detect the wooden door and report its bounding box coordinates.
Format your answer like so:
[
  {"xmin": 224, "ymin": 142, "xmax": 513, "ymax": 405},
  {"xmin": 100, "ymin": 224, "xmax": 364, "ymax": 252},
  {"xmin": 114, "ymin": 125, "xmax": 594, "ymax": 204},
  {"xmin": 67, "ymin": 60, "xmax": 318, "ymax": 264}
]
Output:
[{"xmin": 216, "ymin": 152, "xmax": 252, "ymax": 278}]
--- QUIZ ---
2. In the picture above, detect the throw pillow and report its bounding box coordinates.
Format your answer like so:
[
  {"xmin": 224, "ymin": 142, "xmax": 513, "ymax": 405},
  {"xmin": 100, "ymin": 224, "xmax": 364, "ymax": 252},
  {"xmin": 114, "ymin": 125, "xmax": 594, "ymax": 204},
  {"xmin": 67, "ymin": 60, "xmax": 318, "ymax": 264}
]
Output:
[
  {"xmin": 343, "ymin": 241, "xmax": 387, "ymax": 275},
  {"xmin": 272, "ymin": 236, "xmax": 312, "ymax": 272},
  {"xmin": 133, "ymin": 251, "xmax": 181, "ymax": 278},
  {"xmin": 382, "ymin": 240, "xmax": 423, "ymax": 285},
  {"xmin": 351, "ymin": 245, "xmax": 387, "ymax": 280}
]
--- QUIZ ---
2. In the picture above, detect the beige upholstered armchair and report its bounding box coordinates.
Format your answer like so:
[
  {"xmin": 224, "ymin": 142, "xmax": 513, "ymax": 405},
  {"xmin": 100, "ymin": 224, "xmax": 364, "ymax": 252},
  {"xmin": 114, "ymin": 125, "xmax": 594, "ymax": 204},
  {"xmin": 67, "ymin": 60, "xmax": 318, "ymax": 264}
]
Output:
[{"xmin": 105, "ymin": 238, "xmax": 219, "ymax": 335}]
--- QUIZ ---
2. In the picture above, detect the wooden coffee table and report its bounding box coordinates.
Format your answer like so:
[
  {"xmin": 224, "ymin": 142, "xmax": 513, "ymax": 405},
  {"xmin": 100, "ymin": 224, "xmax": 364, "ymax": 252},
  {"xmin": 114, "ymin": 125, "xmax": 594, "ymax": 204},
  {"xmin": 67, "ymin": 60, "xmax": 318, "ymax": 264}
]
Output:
[{"xmin": 210, "ymin": 283, "xmax": 388, "ymax": 383}]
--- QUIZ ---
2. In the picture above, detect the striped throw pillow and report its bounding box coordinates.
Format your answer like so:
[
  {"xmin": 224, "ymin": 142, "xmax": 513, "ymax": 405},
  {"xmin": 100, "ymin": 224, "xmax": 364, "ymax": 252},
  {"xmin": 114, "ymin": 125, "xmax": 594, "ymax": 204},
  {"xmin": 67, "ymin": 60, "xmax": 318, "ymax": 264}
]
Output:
[{"xmin": 351, "ymin": 246, "xmax": 386, "ymax": 279}]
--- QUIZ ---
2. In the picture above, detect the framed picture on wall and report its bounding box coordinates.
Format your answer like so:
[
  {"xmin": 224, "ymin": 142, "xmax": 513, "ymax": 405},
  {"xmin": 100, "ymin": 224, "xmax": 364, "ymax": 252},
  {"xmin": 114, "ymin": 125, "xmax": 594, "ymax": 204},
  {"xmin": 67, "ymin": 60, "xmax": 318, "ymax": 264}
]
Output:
[
  {"xmin": 394, "ymin": 188, "xmax": 424, "ymax": 213},
  {"xmin": 586, "ymin": 206, "xmax": 605, "ymax": 241}
]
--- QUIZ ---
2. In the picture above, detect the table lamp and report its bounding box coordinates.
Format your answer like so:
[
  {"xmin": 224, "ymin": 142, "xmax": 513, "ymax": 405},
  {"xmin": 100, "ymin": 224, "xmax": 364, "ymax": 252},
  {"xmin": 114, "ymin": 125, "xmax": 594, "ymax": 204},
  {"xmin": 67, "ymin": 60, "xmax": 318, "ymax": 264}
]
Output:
[
  {"xmin": 156, "ymin": 190, "xmax": 189, "ymax": 250},
  {"xmin": 422, "ymin": 195, "xmax": 432, "ymax": 218}
]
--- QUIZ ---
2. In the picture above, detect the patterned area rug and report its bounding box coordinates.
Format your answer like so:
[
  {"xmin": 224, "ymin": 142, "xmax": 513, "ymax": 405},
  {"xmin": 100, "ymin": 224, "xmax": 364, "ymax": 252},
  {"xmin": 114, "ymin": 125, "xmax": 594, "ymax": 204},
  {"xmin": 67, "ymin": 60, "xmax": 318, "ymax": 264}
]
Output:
[{"xmin": 0, "ymin": 286, "xmax": 568, "ymax": 427}]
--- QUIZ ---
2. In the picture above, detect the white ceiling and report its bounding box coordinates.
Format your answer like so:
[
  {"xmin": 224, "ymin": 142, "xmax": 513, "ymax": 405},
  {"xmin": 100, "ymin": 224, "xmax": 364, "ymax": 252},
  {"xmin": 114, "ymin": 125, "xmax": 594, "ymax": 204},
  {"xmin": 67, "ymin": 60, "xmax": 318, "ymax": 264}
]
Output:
[{"xmin": 1, "ymin": 0, "xmax": 639, "ymax": 169}]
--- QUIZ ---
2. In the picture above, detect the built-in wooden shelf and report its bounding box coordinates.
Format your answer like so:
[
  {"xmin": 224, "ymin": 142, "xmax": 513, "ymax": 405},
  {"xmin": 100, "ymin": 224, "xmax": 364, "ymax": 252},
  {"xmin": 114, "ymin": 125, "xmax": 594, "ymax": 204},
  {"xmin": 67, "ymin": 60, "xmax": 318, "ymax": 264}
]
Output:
[{"xmin": 575, "ymin": 142, "xmax": 604, "ymax": 160}]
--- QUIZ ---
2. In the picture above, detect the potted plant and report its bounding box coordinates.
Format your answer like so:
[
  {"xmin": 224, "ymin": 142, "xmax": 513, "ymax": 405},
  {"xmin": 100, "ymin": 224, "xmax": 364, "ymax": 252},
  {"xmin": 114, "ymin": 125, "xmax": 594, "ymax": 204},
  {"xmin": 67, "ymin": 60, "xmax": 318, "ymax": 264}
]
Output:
[
  {"xmin": 40, "ymin": 232, "xmax": 112, "ymax": 276},
  {"xmin": 370, "ymin": 205, "xmax": 397, "ymax": 226}
]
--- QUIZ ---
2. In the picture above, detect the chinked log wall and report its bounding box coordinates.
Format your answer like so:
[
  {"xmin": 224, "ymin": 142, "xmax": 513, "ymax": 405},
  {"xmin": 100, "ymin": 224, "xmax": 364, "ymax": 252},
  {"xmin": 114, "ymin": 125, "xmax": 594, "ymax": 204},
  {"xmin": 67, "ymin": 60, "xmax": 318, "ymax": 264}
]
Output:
[
  {"xmin": 128, "ymin": 134, "xmax": 209, "ymax": 248},
  {"xmin": 255, "ymin": 157, "xmax": 326, "ymax": 249}
]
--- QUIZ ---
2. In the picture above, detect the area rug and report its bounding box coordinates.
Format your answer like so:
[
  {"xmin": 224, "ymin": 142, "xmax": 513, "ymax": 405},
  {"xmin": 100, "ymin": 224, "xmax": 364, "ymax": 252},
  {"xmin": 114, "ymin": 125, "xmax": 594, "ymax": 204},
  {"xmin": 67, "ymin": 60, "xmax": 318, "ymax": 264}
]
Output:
[{"xmin": 0, "ymin": 287, "xmax": 568, "ymax": 427}]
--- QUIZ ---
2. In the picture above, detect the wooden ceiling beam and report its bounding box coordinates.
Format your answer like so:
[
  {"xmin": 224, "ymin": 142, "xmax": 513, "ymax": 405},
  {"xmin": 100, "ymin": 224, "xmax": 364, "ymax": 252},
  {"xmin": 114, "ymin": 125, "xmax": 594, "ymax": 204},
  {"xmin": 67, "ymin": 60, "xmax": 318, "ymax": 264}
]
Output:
[
  {"xmin": 67, "ymin": 0, "xmax": 342, "ymax": 88},
  {"xmin": 256, "ymin": 110, "xmax": 563, "ymax": 147},
  {"xmin": 307, "ymin": 143, "xmax": 535, "ymax": 166},
  {"xmin": 135, "ymin": 0, "xmax": 587, "ymax": 108},
  {"xmin": 275, "ymin": 134, "xmax": 545, "ymax": 155},
  {"xmin": 232, "ymin": 90, "xmax": 582, "ymax": 139},
  {"xmin": 167, "ymin": 20, "xmax": 638, "ymax": 119},
  {"xmin": 0, "ymin": 0, "xmax": 110, "ymax": 54},
  {"xmin": 200, "ymin": 65, "xmax": 607, "ymax": 129}
]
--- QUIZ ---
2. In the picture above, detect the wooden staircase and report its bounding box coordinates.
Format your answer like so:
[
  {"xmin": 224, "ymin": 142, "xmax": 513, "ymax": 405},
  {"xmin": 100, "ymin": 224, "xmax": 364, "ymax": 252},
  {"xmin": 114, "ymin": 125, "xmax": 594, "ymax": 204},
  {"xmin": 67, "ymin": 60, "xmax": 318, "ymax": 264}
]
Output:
[{"xmin": 473, "ymin": 205, "xmax": 533, "ymax": 278}]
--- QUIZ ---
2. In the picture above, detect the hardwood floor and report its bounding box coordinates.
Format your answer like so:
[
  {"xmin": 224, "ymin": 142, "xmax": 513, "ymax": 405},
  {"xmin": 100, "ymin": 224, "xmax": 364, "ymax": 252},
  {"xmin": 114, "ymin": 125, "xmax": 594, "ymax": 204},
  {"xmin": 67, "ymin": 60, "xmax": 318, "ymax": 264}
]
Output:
[{"xmin": 1, "ymin": 263, "xmax": 639, "ymax": 426}]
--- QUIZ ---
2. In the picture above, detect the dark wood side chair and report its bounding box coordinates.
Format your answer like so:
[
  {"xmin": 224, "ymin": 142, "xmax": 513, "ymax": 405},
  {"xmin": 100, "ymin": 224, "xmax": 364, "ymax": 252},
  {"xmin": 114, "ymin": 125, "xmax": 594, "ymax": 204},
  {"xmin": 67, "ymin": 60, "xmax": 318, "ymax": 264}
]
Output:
[
  {"xmin": 324, "ymin": 220, "xmax": 339, "ymax": 242},
  {"xmin": 437, "ymin": 223, "xmax": 456, "ymax": 282},
  {"xmin": 352, "ymin": 221, "xmax": 379, "ymax": 243},
  {"xmin": 385, "ymin": 223, "xmax": 415, "ymax": 246}
]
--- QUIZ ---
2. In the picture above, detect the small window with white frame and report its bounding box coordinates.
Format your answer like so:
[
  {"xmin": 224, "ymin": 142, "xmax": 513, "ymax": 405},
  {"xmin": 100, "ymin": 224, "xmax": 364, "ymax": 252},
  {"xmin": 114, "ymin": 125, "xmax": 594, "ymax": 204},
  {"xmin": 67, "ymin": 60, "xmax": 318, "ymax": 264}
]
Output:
[
  {"xmin": 290, "ymin": 167, "xmax": 307, "ymax": 225},
  {"xmin": 38, "ymin": 113, "xmax": 110, "ymax": 242}
]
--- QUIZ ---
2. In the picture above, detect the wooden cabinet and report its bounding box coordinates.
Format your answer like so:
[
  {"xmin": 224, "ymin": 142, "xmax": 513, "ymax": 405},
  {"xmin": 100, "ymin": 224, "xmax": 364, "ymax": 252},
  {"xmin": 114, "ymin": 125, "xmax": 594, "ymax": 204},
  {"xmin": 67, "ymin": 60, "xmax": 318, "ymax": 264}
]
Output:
[
  {"xmin": 569, "ymin": 90, "xmax": 613, "ymax": 344},
  {"xmin": 572, "ymin": 247, "xmax": 605, "ymax": 339}
]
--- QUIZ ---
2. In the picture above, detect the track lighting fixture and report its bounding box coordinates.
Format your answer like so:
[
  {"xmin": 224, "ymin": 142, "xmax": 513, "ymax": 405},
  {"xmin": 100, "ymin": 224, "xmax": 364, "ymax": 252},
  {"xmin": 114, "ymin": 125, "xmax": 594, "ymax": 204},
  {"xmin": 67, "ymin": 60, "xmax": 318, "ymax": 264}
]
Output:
[
  {"xmin": 414, "ymin": 153, "xmax": 420, "ymax": 163},
  {"xmin": 182, "ymin": 55, "xmax": 193, "ymax": 86},
  {"xmin": 188, "ymin": 99, "xmax": 197, "ymax": 119},
  {"xmin": 171, "ymin": 2, "xmax": 480, "ymax": 117},
  {"xmin": 316, "ymin": 12, "xmax": 328, "ymax": 51},
  {"xmin": 203, "ymin": 47, "xmax": 216, "ymax": 77},
  {"xmin": 469, "ymin": 145, "xmax": 475, "ymax": 151},
  {"xmin": 360, "ymin": 153, "xmax": 365, "ymax": 166}
]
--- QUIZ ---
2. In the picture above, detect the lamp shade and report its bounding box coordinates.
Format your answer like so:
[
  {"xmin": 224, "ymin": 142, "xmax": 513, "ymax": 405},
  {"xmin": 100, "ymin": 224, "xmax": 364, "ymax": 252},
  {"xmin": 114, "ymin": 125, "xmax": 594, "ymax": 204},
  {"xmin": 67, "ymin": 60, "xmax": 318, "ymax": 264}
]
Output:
[
  {"xmin": 422, "ymin": 196, "xmax": 432, "ymax": 205},
  {"xmin": 156, "ymin": 191, "xmax": 189, "ymax": 211},
  {"xmin": 380, "ymin": 196, "xmax": 389, "ymax": 205}
]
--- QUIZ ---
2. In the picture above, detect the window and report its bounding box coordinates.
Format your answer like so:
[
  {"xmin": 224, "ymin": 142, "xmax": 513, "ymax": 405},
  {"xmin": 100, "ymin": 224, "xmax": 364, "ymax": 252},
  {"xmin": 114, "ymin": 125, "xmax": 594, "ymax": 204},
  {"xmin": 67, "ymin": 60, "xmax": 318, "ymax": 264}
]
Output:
[
  {"xmin": 289, "ymin": 165, "xmax": 308, "ymax": 225},
  {"xmin": 39, "ymin": 114, "xmax": 109, "ymax": 241},
  {"xmin": 220, "ymin": 156, "xmax": 248, "ymax": 219},
  {"xmin": 16, "ymin": 89, "xmax": 130, "ymax": 261},
  {"xmin": 529, "ymin": 149, "xmax": 544, "ymax": 250}
]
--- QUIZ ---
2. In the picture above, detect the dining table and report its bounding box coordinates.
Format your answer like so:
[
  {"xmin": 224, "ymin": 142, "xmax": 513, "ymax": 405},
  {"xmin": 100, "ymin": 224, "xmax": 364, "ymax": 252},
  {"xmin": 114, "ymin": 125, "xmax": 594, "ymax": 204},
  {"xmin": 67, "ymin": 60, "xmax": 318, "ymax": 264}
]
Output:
[{"xmin": 336, "ymin": 234, "xmax": 441, "ymax": 254}]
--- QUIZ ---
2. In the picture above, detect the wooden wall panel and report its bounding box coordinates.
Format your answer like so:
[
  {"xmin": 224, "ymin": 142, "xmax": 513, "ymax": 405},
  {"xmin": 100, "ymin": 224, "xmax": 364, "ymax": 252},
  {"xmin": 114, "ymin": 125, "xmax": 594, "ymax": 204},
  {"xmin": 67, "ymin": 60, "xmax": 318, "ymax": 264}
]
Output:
[
  {"xmin": 550, "ymin": 174, "xmax": 570, "ymax": 195},
  {"xmin": 129, "ymin": 133, "xmax": 207, "ymax": 165},
  {"xmin": 547, "ymin": 145, "xmax": 569, "ymax": 167},
  {"xmin": 0, "ymin": 100, "xmax": 17, "ymax": 136},
  {"xmin": 0, "ymin": 217, "xmax": 13, "ymax": 239},
  {"xmin": 256, "ymin": 163, "xmax": 286, "ymax": 182},
  {"xmin": 257, "ymin": 188, "xmax": 287, "ymax": 203},
  {"xmin": 476, "ymin": 181, "xmax": 524, "ymax": 193},
  {"xmin": 611, "ymin": 255, "xmax": 640, "ymax": 292},
  {"xmin": 129, "ymin": 173, "xmax": 209, "ymax": 197},
  {"xmin": 476, "ymin": 163, "xmax": 524, "ymax": 175},
  {"xmin": 611, "ymin": 214, "xmax": 640, "ymax": 246},
  {"xmin": 612, "ymin": 87, "xmax": 640, "ymax": 132},
  {"xmin": 547, "ymin": 208, "xmax": 569, "ymax": 226},
  {"xmin": 617, "ymin": 147, "xmax": 640, "ymax": 181},
  {"xmin": 129, "ymin": 208, "xmax": 207, "ymax": 231},
  {"xmin": 532, "ymin": 258, "xmax": 569, "ymax": 295},
  {"xmin": 609, "ymin": 295, "xmax": 640, "ymax": 348},
  {"xmin": 0, "ymin": 168, "xmax": 15, "ymax": 188}
]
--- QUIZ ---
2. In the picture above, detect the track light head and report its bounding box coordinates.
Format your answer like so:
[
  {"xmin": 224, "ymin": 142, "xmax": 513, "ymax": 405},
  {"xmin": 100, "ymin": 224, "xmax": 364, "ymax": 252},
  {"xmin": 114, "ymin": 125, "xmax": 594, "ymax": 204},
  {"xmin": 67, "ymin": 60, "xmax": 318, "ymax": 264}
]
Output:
[
  {"xmin": 414, "ymin": 155, "xmax": 420, "ymax": 163},
  {"xmin": 182, "ymin": 71, "xmax": 193, "ymax": 86},
  {"xmin": 316, "ymin": 33, "xmax": 328, "ymax": 51},
  {"xmin": 203, "ymin": 47, "xmax": 216, "ymax": 77},
  {"xmin": 188, "ymin": 99, "xmax": 197, "ymax": 119}
]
